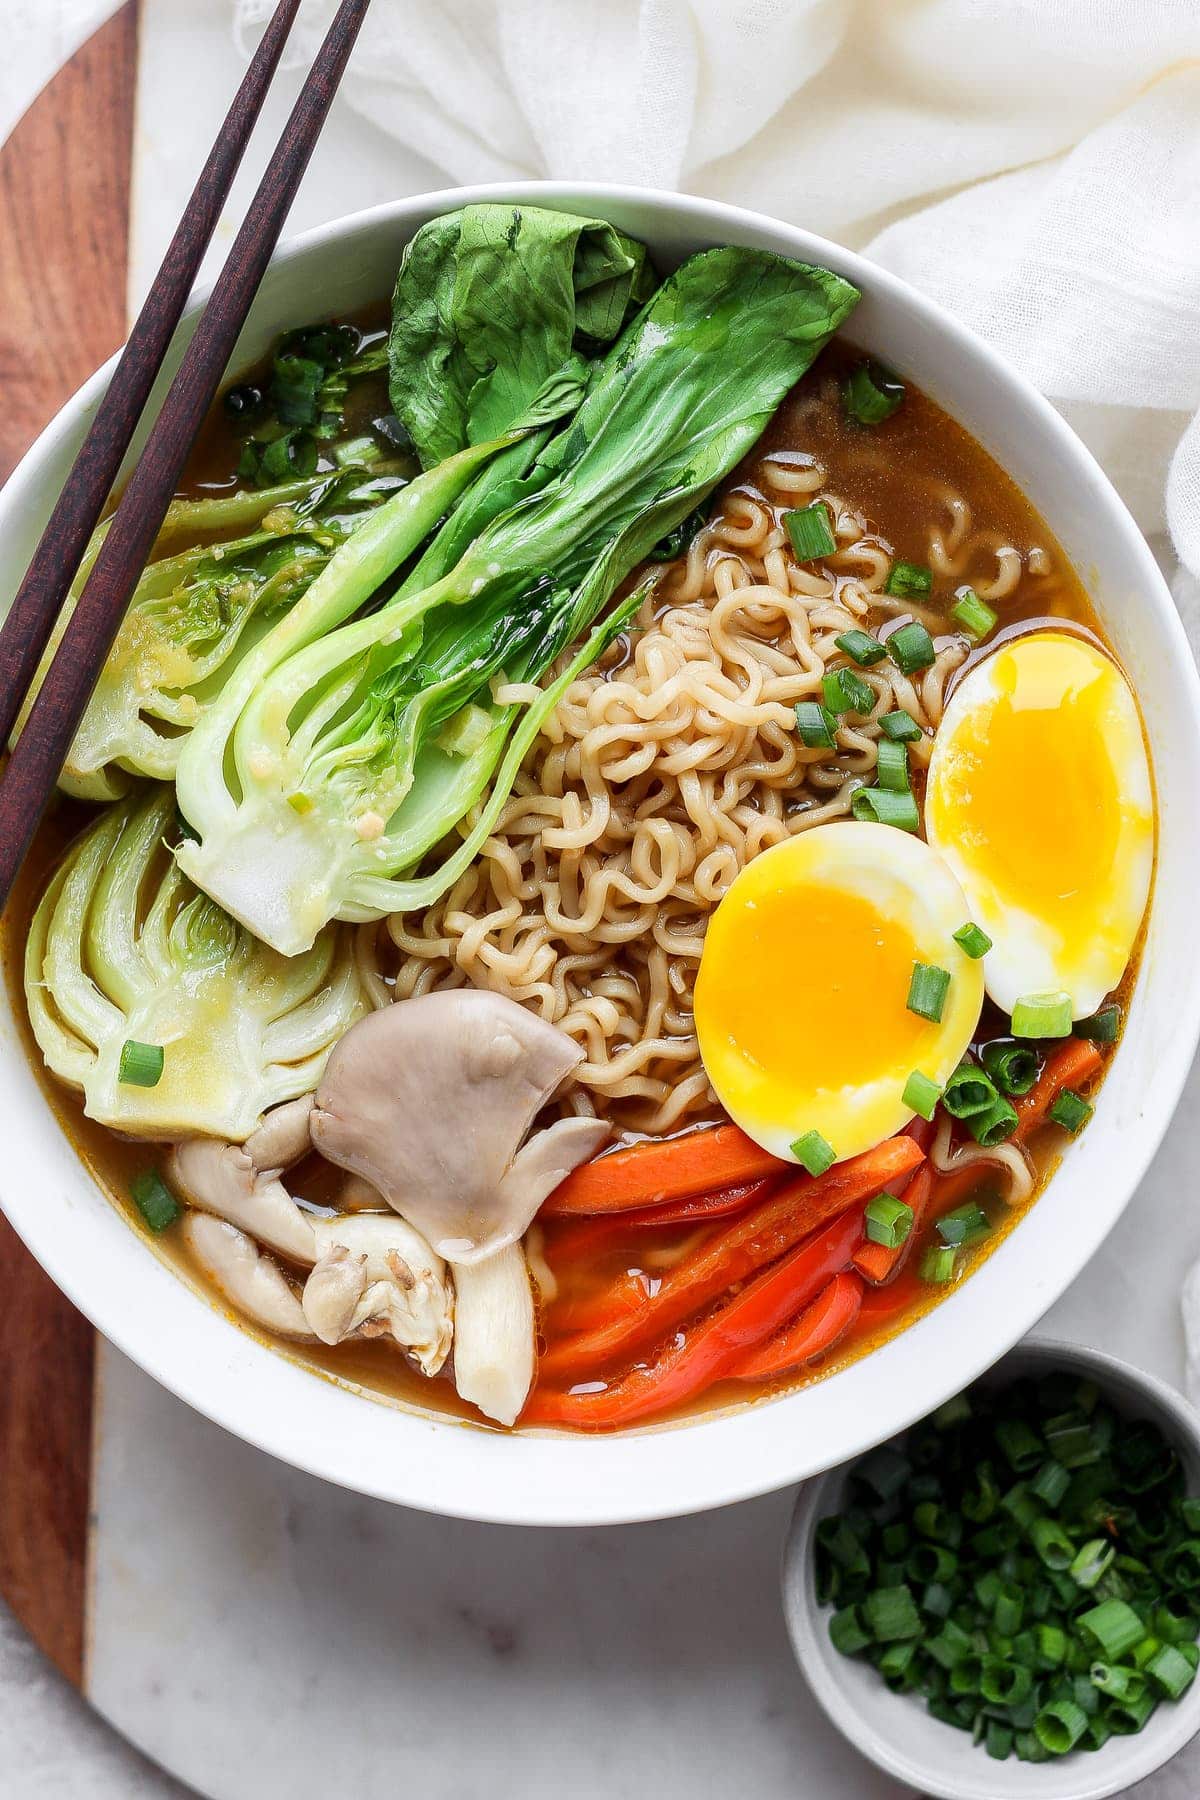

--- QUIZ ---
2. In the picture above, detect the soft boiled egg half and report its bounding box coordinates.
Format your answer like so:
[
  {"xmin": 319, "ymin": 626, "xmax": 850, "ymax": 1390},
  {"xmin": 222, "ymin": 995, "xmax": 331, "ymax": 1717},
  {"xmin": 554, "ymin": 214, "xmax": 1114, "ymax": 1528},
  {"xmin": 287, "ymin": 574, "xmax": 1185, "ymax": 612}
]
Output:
[
  {"xmin": 925, "ymin": 631, "xmax": 1153, "ymax": 1020},
  {"xmin": 694, "ymin": 823, "xmax": 985, "ymax": 1165}
]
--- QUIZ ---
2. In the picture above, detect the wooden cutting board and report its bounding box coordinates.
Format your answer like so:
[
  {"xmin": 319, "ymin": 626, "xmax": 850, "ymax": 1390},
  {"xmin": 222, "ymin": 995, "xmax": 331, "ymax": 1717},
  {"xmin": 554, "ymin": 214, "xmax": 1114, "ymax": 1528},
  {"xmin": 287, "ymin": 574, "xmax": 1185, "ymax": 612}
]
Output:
[{"xmin": 0, "ymin": 0, "xmax": 139, "ymax": 1689}]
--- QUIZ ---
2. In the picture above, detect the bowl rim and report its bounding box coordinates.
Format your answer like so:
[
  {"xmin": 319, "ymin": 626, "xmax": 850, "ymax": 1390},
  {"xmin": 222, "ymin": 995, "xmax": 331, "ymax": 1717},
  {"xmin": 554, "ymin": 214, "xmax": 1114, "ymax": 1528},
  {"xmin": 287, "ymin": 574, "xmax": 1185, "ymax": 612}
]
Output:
[
  {"xmin": 781, "ymin": 1338, "xmax": 1200, "ymax": 1799},
  {"xmin": 2, "ymin": 180, "xmax": 1199, "ymax": 1526}
]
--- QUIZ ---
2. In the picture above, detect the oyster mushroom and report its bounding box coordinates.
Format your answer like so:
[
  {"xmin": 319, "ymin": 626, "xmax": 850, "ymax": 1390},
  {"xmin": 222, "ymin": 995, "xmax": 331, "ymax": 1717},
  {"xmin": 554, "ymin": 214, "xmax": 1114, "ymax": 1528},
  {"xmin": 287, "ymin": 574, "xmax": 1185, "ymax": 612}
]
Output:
[
  {"xmin": 167, "ymin": 1124, "xmax": 317, "ymax": 1264},
  {"xmin": 182, "ymin": 1214, "xmax": 314, "ymax": 1340},
  {"xmin": 311, "ymin": 991, "xmax": 609, "ymax": 1263},
  {"xmin": 302, "ymin": 1215, "xmax": 452, "ymax": 1375},
  {"xmin": 452, "ymin": 1244, "xmax": 535, "ymax": 1428},
  {"xmin": 243, "ymin": 1093, "xmax": 314, "ymax": 1171}
]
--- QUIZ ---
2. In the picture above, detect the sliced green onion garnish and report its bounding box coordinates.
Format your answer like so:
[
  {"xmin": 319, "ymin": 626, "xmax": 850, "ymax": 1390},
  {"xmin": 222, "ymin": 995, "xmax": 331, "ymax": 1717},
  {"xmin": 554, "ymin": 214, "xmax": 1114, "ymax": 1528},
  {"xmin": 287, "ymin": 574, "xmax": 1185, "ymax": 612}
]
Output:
[
  {"xmin": 1030, "ymin": 1518, "xmax": 1077, "ymax": 1571},
  {"xmin": 907, "ymin": 962, "xmax": 951, "ymax": 1024},
  {"xmin": 829, "ymin": 1605, "xmax": 871, "ymax": 1655},
  {"xmin": 130, "ymin": 1170, "xmax": 179, "ymax": 1235},
  {"xmin": 118, "ymin": 1039, "xmax": 165, "ymax": 1088},
  {"xmin": 795, "ymin": 700, "xmax": 838, "ymax": 749},
  {"xmin": 966, "ymin": 1095, "xmax": 1019, "ymax": 1147},
  {"xmin": 1079, "ymin": 1599, "xmax": 1146, "ymax": 1661},
  {"xmin": 885, "ymin": 618, "xmax": 936, "ymax": 673},
  {"xmin": 936, "ymin": 1202, "xmax": 990, "ymax": 1248},
  {"xmin": 1034, "ymin": 1698, "xmax": 1088, "ymax": 1755},
  {"xmin": 1029, "ymin": 1459, "xmax": 1070, "ymax": 1507},
  {"xmin": 834, "ymin": 629, "xmax": 886, "ymax": 666},
  {"xmin": 885, "ymin": 561, "xmax": 933, "ymax": 601},
  {"xmin": 843, "ymin": 359, "xmax": 905, "ymax": 426},
  {"xmin": 1070, "ymin": 1538, "xmax": 1115, "ymax": 1590},
  {"xmin": 920, "ymin": 1244, "xmax": 958, "ymax": 1284},
  {"xmin": 878, "ymin": 708, "xmax": 922, "ymax": 742},
  {"xmin": 902, "ymin": 1069, "xmax": 942, "ymax": 1120},
  {"xmin": 823, "ymin": 665, "xmax": 874, "ymax": 716},
  {"xmin": 981, "ymin": 1040, "xmax": 1040, "ymax": 1097},
  {"xmin": 784, "ymin": 502, "xmax": 837, "ymax": 563},
  {"xmin": 864, "ymin": 1193, "xmax": 913, "ymax": 1249},
  {"xmin": 1075, "ymin": 1004, "xmax": 1121, "ymax": 1043},
  {"xmin": 942, "ymin": 1061, "xmax": 997, "ymax": 1119},
  {"xmin": 863, "ymin": 1584, "xmax": 923, "ymax": 1642},
  {"xmin": 791, "ymin": 1129, "xmax": 836, "ymax": 1176},
  {"xmin": 1147, "ymin": 1643, "xmax": 1197, "ymax": 1699},
  {"xmin": 951, "ymin": 587, "xmax": 998, "ymax": 640},
  {"xmin": 875, "ymin": 738, "xmax": 910, "ymax": 793},
  {"xmin": 1012, "ymin": 990, "xmax": 1074, "ymax": 1039},
  {"xmin": 851, "ymin": 787, "xmax": 920, "ymax": 832},
  {"xmin": 1049, "ymin": 1089, "xmax": 1094, "ymax": 1135},
  {"xmin": 953, "ymin": 922, "xmax": 992, "ymax": 959}
]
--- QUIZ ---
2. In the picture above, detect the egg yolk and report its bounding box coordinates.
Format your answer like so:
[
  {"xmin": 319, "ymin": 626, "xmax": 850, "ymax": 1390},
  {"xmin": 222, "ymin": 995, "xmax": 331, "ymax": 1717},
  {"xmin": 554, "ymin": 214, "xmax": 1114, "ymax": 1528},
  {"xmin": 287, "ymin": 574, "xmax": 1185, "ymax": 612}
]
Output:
[
  {"xmin": 698, "ymin": 881, "xmax": 940, "ymax": 1094},
  {"xmin": 928, "ymin": 643, "xmax": 1123, "ymax": 942}
]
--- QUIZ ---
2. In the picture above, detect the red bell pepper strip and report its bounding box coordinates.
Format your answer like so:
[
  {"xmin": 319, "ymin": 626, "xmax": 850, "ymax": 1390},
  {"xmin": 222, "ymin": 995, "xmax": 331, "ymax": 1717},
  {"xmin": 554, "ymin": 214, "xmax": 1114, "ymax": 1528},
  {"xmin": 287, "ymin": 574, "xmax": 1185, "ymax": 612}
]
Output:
[
  {"xmin": 734, "ymin": 1270, "xmax": 864, "ymax": 1380},
  {"xmin": 544, "ymin": 1178, "xmax": 774, "ymax": 1270},
  {"xmin": 541, "ymin": 1121, "xmax": 787, "ymax": 1216},
  {"xmin": 537, "ymin": 1134, "xmax": 922, "ymax": 1383},
  {"xmin": 523, "ymin": 1218, "xmax": 868, "ymax": 1430}
]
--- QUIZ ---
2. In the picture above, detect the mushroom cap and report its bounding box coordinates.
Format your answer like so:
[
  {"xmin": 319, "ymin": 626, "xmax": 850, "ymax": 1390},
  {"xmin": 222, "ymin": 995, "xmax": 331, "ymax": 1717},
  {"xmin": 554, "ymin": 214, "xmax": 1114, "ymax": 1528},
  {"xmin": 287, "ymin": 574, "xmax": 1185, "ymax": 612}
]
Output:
[
  {"xmin": 182, "ymin": 1215, "xmax": 313, "ymax": 1340},
  {"xmin": 311, "ymin": 991, "xmax": 607, "ymax": 1263}
]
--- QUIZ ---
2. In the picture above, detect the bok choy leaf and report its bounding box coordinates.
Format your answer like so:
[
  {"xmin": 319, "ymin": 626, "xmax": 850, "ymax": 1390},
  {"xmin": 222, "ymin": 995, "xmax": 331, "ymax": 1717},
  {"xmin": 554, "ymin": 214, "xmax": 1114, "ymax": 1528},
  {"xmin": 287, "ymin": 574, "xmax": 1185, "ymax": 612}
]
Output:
[{"xmin": 174, "ymin": 246, "xmax": 859, "ymax": 954}]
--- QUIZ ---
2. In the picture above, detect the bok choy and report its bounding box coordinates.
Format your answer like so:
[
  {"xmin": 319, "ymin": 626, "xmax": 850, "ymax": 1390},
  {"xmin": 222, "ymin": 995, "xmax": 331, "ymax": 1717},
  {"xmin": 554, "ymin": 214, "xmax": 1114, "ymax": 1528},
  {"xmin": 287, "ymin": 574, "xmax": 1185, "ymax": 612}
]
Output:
[
  {"xmin": 174, "ymin": 246, "xmax": 859, "ymax": 953},
  {"xmin": 24, "ymin": 787, "xmax": 373, "ymax": 1139}
]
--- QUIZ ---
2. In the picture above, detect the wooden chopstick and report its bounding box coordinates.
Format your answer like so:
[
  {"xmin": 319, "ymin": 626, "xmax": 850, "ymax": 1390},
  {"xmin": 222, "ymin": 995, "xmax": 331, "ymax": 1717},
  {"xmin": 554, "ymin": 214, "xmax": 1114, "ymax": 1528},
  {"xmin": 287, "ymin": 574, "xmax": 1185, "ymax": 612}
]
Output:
[
  {"xmin": 0, "ymin": 0, "xmax": 303, "ymax": 752},
  {"xmin": 0, "ymin": 0, "xmax": 372, "ymax": 914}
]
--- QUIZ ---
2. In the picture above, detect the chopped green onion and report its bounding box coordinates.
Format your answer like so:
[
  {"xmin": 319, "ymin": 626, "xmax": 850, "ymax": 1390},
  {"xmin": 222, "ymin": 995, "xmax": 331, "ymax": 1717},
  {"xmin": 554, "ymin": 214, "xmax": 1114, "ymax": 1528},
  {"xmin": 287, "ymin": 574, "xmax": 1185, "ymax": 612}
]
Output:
[
  {"xmin": 1049, "ymin": 1089, "xmax": 1093, "ymax": 1135},
  {"xmin": 843, "ymin": 359, "xmax": 905, "ymax": 426},
  {"xmin": 920, "ymin": 1244, "xmax": 958, "ymax": 1284},
  {"xmin": 130, "ymin": 1170, "xmax": 179, "ymax": 1235},
  {"xmin": 1034, "ymin": 1697, "xmax": 1088, "ymax": 1755},
  {"xmin": 953, "ymin": 922, "xmax": 992, "ymax": 959},
  {"xmin": 942, "ymin": 1061, "xmax": 998, "ymax": 1120},
  {"xmin": 981, "ymin": 1040, "xmax": 1040, "ymax": 1097},
  {"xmin": 118, "ymin": 1039, "xmax": 164, "ymax": 1088},
  {"xmin": 829, "ymin": 1605, "xmax": 871, "ymax": 1655},
  {"xmin": 791, "ymin": 1129, "xmax": 835, "ymax": 1176},
  {"xmin": 951, "ymin": 587, "xmax": 998, "ymax": 640},
  {"xmin": 875, "ymin": 738, "xmax": 910, "ymax": 792},
  {"xmin": 1147, "ymin": 1643, "xmax": 1197, "ymax": 1699},
  {"xmin": 985, "ymin": 1721, "xmax": 1014, "ymax": 1760},
  {"xmin": 834, "ymin": 629, "xmax": 886, "ymax": 666},
  {"xmin": 1012, "ymin": 990, "xmax": 1074, "ymax": 1039},
  {"xmin": 865, "ymin": 1193, "xmax": 914, "ymax": 1249},
  {"xmin": 903, "ymin": 1069, "xmax": 942, "ymax": 1120},
  {"xmin": 1030, "ymin": 1519, "xmax": 1076, "ymax": 1571},
  {"xmin": 966, "ymin": 1096, "xmax": 1019, "ymax": 1147},
  {"xmin": 1075, "ymin": 1004, "xmax": 1121, "ymax": 1043},
  {"xmin": 1079, "ymin": 1599, "xmax": 1146, "ymax": 1662},
  {"xmin": 856, "ymin": 1444, "xmax": 911, "ymax": 1501},
  {"xmin": 863, "ymin": 1584, "xmax": 923, "ymax": 1642},
  {"xmin": 995, "ymin": 1418, "xmax": 1044, "ymax": 1471},
  {"xmin": 885, "ymin": 562, "xmax": 933, "ymax": 602},
  {"xmin": 850, "ymin": 787, "xmax": 921, "ymax": 832},
  {"xmin": 1029, "ymin": 1460, "xmax": 1071, "ymax": 1508},
  {"xmin": 907, "ymin": 962, "xmax": 951, "ymax": 1024},
  {"xmin": 878, "ymin": 708, "xmax": 922, "ymax": 742},
  {"xmin": 1109, "ymin": 1690, "xmax": 1158, "ymax": 1733},
  {"xmin": 823, "ymin": 666, "xmax": 874, "ymax": 716},
  {"xmin": 1090, "ymin": 1661, "xmax": 1144, "ymax": 1702},
  {"xmin": 936, "ymin": 1203, "xmax": 990, "ymax": 1249},
  {"xmin": 795, "ymin": 700, "xmax": 838, "ymax": 750},
  {"xmin": 885, "ymin": 617, "xmax": 936, "ymax": 671},
  {"xmin": 784, "ymin": 502, "xmax": 837, "ymax": 563}
]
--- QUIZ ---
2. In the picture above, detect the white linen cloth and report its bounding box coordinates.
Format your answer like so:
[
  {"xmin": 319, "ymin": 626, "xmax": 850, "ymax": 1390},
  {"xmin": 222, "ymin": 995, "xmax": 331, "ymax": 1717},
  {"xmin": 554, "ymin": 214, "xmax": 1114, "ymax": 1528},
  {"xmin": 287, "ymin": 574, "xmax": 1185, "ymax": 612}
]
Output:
[{"xmin": 233, "ymin": 0, "xmax": 1200, "ymax": 574}]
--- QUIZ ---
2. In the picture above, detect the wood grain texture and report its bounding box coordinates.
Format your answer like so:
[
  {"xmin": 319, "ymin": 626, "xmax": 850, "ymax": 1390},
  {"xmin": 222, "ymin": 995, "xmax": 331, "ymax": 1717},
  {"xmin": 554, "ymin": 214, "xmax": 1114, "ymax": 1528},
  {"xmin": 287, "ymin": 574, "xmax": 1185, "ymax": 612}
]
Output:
[{"xmin": 0, "ymin": 0, "xmax": 139, "ymax": 1687}]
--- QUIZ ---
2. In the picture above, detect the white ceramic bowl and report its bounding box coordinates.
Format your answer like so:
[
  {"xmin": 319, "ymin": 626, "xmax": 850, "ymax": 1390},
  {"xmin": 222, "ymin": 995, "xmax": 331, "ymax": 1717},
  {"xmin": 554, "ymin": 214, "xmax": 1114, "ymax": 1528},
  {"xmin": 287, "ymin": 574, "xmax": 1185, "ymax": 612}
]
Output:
[
  {"xmin": 2, "ymin": 185, "xmax": 1198, "ymax": 1526},
  {"xmin": 782, "ymin": 1340, "xmax": 1200, "ymax": 1799}
]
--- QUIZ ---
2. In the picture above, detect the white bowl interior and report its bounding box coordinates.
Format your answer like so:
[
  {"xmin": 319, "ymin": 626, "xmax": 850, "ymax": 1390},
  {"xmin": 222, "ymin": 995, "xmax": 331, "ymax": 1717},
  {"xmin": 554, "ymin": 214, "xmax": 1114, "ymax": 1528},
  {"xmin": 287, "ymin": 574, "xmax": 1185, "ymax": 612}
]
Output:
[
  {"xmin": 1, "ymin": 185, "xmax": 1198, "ymax": 1524},
  {"xmin": 782, "ymin": 1342, "xmax": 1200, "ymax": 1800}
]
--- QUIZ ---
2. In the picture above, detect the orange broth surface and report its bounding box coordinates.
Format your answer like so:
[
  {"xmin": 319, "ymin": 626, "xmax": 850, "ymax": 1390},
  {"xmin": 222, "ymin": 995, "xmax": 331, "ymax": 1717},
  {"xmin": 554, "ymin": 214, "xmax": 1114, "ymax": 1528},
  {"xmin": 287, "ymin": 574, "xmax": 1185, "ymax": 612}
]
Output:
[{"xmin": 1, "ymin": 324, "xmax": 1139, "ymax": 1433}]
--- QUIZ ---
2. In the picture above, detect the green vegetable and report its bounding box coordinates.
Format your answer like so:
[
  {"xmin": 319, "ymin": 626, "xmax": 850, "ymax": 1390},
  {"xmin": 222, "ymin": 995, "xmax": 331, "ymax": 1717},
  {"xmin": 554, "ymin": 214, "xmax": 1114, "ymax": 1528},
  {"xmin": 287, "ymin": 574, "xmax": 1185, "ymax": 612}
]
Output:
[
  {"xmin": 942, "ymin": 1062, "xmax": 997, "ymax": 1120},
  {"xmin": 24, "ymin": 788, "xmax": 370, "ymax": 1138},
  {"xmin": 885, "ymin": 619, "xmax": 936, "ymax": 673},
  {"xmin": 1050, "ymin": 1089, "xmax": 1093, "ymax": 1134},
  {"xmin": 785, "ymin": 502, "xmax": 838, "ymax": 563},
  {"xmin": 903, "ymin": 1070, "xmax": 942, "ymax": 1120},
  {"xmin": 816, "ymin": 1372, "xmax": 1200, "ymax": 1762},
  {"xmin": 176, "ymin": 243, "xmax": 859, "ymax": 953},
  {"xmin": 953, "ymin": 922, "xmax": 992, "ymax": 959},
  {"xmin": 850, "ymin": 788, "xmax": 920, "ymax": 831},
  {"xmin": 823, "ymin": 665, "xmax": 873, "ymax": 716},
  {"xmin": 1012, "ymin": 991, "xmax": 1073, "ymax": 1038},
  {"xmin": 885, "ymin": 562, "xmax": 933, "ymax": 601},
  {"xmin": 877, "ymin": 708, "xmax": 922, "ymax": 742},
  {"xmin": 834, "ymin": 629, "xmax": 886, "ymax": 666},
  {"xmin": 864, "ymin": 1193, "xmax": 913, "ymax": 1249},
  {"xmin": 875, "ymin": 739, "xmax": 910, "ymax": 792},
  {"xmin": 907, "ymin": 963, "xmax": 950, "ymax": 1024},
  {"xmin": 795, "ymin": 701, "xmax": 838, "ymax": 750},
  {"xmin": 920, "ymin": 1245, "xmax": 958, "ymax": 1284},
  {"xmin": 792, "ymin": 1130, "xmax": 836, "ymax": 1176},
  {"xmin": 130, "ymin": 1170, "xmax": 180, "ymax": 1235},
  {"xmin": 843, "ymin": 360, "xmax": 905, "ymax": 425},
  {"xmin": 1075, "ymin": 1004, "xmax": 1121, "ymax": 1043},
  {"xmin": 981, "ymin": 1039, "xmax": 1040, "ymax": 1097},
  {"xmin": 19, "ymin": 469, "xmax": 406, "ymax": 800},
  {"xmin": 951, "ymin": 588, "xmax": 998, "ymax": 639}
]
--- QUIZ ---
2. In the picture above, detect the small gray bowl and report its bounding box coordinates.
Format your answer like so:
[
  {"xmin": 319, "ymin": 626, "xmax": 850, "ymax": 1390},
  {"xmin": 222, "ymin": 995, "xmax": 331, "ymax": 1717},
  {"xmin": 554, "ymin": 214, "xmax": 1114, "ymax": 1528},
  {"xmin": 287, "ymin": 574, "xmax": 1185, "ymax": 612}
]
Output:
[{"xmin": 782, "ymin": 1338, "xmax": 1200, "ymax": 1800}]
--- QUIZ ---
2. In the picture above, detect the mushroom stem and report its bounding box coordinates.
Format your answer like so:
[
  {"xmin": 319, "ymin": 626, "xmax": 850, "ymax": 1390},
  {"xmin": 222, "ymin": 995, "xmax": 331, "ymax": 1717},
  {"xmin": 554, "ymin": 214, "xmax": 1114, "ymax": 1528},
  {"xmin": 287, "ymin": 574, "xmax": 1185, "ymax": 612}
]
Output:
[
  {"xmin": 182, "ymin": 1215, "xmax": 314, "ymax": 1340},
  {"xmin": 452, "ymin": 1244, "xmax": 535, "ymax": 1428}
]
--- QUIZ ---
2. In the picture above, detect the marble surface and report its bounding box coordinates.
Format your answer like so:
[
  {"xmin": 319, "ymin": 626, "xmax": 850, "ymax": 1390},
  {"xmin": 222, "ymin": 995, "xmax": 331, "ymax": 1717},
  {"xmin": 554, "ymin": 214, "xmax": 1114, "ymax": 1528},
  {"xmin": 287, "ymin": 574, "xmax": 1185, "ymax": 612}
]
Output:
[{"xmin": 2, "ymin": 3, "xmax": 1200, "ymax": 1795}]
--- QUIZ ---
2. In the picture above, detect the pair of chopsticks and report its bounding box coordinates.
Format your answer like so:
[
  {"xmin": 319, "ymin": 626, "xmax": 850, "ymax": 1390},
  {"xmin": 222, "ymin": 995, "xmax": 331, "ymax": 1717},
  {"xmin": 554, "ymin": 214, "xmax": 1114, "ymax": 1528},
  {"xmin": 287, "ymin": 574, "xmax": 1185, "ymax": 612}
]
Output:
[{"xmin": 0, "ymin": 0, "xmax": 371, "ymax": 912}]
